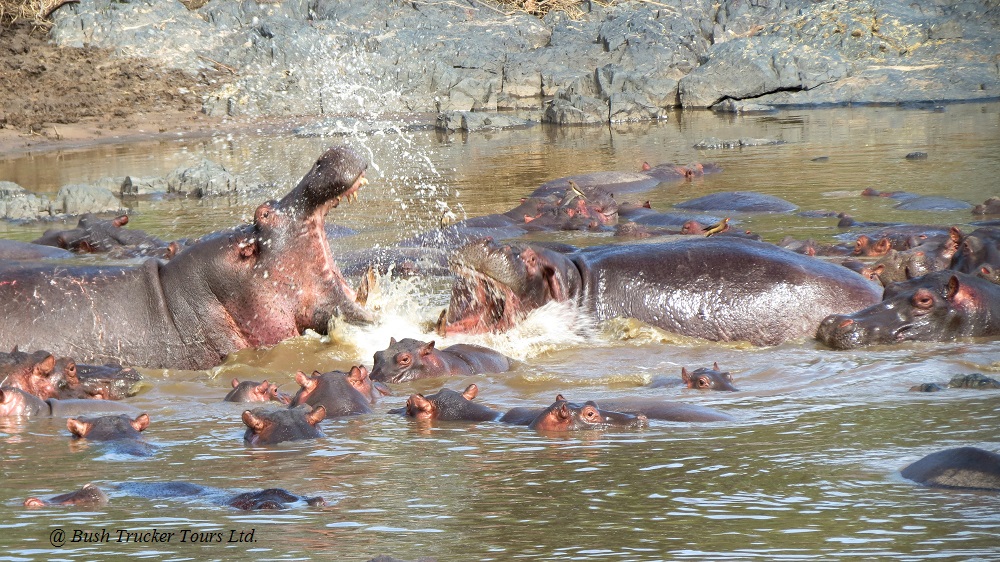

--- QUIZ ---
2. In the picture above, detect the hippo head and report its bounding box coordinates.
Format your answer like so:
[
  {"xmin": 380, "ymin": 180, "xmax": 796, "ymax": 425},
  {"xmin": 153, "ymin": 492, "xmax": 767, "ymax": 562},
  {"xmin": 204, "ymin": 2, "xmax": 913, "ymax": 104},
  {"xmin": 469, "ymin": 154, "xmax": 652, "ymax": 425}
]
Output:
[
  {"xmin": 439, "ymin": 239, "xmax": 582, "ymax": 335},
  {"xmin": 528, "ymin": 396, "xmax": 649, "ymax": 432},
  {"xmin": 242, "ymin": 405, "xmax": 326, "ymax": 446},
  {"xmin": 24, "ymin": 483, "xmax": 108, "ymax": 508},
  {"xmin": 370, "ymin": 338, "xmax": 449, "ymax": 383},
  {"xmin": 162, "ymin": 146, "xmax": 372, "ymax": 352},
  {"xmin": 225, "ymin": 378, "xmax": 289, "ymax": 404},
  {"xmin": 681, "ymin": 363, "xmax": 738, "ymax": 391},
  {"xmin": 405, "ymin": 384, "xmax": 479, "ymax": 420},
  {"xmin": 67, "ymin": 413, "xmax": 150, "ymax": 441},
  {"xmin": 1, "ymin": 349, "xmax": 64, "ymax": 400},
  {"xmin": 816, "ymin": 272, "xmax": 989, "ymax": 349}
]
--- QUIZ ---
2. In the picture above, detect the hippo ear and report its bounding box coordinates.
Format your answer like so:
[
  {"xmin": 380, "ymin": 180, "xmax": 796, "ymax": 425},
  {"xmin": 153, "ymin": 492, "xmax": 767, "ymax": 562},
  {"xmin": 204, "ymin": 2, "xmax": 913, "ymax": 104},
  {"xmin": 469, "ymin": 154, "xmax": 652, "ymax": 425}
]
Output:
[
  {"xmin": 946, "ymin": 275, "xmax": 970, "ymax": 303},
  {"xmin": 874, "ymin": 238, "xmax": 891, "ymax": 254},
  {"xmin": 131, "ymin": 413, "xmax": 150, "ymax": 432},
  {"xmin": 556, "ymin": 403, "xmax": 572, "ymax": 421},
  {"xmin": 389, "ymin": 337, "xmax": 397, "ymax": 345},
  {"xmin": 34, "ymin": 355, "xmax": 56, "ymax": 377},
  {"xmin": 231, "ymin": 378, "xmax": 240, "ymax": 389},
  {"xmin": 66, "ymin": 418, "xmax": 90, "ymax": 438},
  {"xmin": 23, "ymin": 497, "xmax": 47, "ymax": 508},
  {"xmin": 242, "ymin": 410, "xmax": 266, "ymax": 432},
  {"xmin": 713, "ymin": 362, "xmax": 720, "ymax": 371},
  {"xmin": 681, "ymin": 367, "xmax": 692, "ymax": 384},
  {"xmin": 420, "ymin": 341, "xmax": 435, "ymax": 355},
  {"xmin": 236, "ymin": 235, "xmax": 259, "ymax": 259},
  {"xmin": 113, "ymin": 215, "xmax": 129, "ymax": 228},
  {"xmin": 462, "ymin": 384, "xmax": 478, "ymax": 400},
  {"xmin": 295, "ymin": 371, "xmax": 316, "ymax": 391},
  {"xmin": 347, "ymin": 365, "xmax": 367, "ymax": 383},
  {"xmin": 255, "ymin": 380, "xmax": 271, "ymax": 393},
  {"xmin": 306, "ymin": 405, "xmax": 326, "ymax": 425},
  {"xmin": 555, "ymin": 393, "xmax": 566, "ymax": 402},
  {"xmin": 406, "ymin": 394, "xmax": 434, "ymax": 418}
]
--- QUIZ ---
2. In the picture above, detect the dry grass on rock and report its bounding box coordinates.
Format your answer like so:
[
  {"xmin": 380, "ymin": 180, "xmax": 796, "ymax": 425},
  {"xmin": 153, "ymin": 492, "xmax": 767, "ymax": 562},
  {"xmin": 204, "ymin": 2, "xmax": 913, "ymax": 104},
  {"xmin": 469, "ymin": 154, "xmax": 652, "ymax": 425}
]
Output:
[{"xmin": 0, "ymin": 0, "xmax": 76, "ymax": 27}]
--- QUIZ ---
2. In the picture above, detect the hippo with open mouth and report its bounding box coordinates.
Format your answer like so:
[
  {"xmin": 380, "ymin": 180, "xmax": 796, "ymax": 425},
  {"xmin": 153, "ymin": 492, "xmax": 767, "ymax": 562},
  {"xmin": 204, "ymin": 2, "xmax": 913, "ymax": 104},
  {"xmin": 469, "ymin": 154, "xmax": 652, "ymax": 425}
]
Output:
[
  {"xmin": 438, "ymin": 237, "xmax": 882, "ymax": 346},
  {"xmin": 0, "ymin": 146, "xmax": 372, "ymax": 370}
]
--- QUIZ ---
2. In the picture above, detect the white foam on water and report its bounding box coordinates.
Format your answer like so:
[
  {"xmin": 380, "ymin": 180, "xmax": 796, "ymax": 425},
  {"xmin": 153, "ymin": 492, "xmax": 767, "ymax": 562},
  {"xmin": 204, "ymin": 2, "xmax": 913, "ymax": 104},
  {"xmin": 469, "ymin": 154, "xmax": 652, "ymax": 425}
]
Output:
[{"xmin": 325, "ymin": 272, "xmax": 600, "ymax": 364}]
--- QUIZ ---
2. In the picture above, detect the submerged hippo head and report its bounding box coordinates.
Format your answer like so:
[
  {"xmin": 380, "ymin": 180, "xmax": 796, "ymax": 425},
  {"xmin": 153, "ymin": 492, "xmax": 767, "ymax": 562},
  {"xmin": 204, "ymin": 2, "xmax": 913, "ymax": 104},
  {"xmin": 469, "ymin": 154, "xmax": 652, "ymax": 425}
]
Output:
[
  {"xmin": 439, "ymin": 239, "xmax": 581, "ymax": 335},
  {"xmin": 228, "ymin": 488, "xmax": 326, "ymax": 510},
  {"xmin": 24, "ymin": 483, "xmax": 108, "ymax": 508},
  {"xmin": 67, "ymin": 413, "xmax": 150, "ymax": 441},
  {"xmin": 160, "ymin": 146, "xmax": 372, "ymax": 355},
  {"xmin": 528, "ymin": 396, "xmax": 648, "ymax": 432},
  {"xmin": 681, "ymin": 363, "xmax": 738, "ymax": 391},
  {"xmin": 404, "ymin": 384, "xmax": 500, "ymax": 422},
  {"xmin": 242, "ymin": 405, "xmax": 326, "ymax": 446},
  {"xmin": 817, "ymin": 272, "xmax": 1000, "ymax": 349},
  {"xmin": 224, "ymin": 378, "xmax": 290, "ymax": 404}
]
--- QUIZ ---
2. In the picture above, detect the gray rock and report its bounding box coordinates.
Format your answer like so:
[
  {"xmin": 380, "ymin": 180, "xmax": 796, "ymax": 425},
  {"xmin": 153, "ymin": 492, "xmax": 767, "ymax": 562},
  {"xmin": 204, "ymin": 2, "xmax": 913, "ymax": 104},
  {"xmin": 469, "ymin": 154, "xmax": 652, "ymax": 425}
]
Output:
[
  {"xmin": 0, "ymin": 181, "xmax": 51, "ymax": 221},
  {"xmin": 54, "ymin": 184, "xmax": 122, "ymax": 215},
  {"xmin": 165, "ymin": 160, "xmax": 243, "ymax": 198},
  {"xmin": 694, "ymin": 137, "xmax": 788, "ymax": 149},
  {"xmin": 543, "ymin": 94, "xmax": 607, "ymax": 125},
  {"xmin": 435, "ymin": 112, "xmax": 535, "ymax": 132}
]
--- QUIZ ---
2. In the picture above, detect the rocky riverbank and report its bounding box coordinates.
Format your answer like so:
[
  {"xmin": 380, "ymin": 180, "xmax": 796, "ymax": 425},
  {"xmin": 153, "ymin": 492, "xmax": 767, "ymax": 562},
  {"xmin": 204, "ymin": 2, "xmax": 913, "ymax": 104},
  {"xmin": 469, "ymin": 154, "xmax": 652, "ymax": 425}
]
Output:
[{"xmin": 46, "ymin": 0, "xmax": 1000, "ymax": 126}]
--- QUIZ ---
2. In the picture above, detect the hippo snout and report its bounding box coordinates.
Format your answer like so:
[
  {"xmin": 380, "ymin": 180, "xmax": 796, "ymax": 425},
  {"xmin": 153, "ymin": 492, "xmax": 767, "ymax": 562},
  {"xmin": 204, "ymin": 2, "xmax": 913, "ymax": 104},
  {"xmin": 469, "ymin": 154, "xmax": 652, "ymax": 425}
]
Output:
[{"xmin": 817, "ymin": 313, "xmax": 868, "ymax": 350}]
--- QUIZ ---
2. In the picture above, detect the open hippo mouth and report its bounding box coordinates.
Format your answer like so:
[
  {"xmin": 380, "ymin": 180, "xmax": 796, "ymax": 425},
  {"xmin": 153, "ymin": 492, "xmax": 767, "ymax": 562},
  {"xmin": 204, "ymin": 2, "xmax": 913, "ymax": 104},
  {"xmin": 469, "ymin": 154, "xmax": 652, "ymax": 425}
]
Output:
[
  {"xmin": 438, "ymin": 239, "xmax": 579, "ymax": 335},
  {"xmin": 438, "ymin": 240, "xmax": 528, "ymax": 335}
]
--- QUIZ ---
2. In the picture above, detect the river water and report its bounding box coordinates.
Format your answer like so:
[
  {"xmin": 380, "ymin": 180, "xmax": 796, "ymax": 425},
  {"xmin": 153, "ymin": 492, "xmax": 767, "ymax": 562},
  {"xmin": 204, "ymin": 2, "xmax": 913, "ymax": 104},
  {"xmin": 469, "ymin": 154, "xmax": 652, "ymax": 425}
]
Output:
[{"xmin": 1, "ymin": 104, "xmax": 998, "ymax": 561}]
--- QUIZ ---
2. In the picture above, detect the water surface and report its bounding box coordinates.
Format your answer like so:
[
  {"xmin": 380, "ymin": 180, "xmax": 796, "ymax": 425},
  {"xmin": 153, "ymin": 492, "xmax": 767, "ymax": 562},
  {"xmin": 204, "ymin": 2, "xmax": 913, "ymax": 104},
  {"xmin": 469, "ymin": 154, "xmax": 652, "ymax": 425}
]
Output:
[{"xmin": 1, "ymin": 104, "xmax": 998, "ymax": 561}]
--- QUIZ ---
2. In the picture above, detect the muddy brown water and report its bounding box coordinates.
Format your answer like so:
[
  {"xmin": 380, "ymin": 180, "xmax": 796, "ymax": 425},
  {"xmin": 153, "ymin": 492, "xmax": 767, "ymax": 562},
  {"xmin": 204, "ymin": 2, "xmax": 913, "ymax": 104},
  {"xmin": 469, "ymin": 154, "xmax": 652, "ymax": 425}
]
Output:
[{"xmin": 1, "ymin": 104, "xmax": 998, "ymax": 560}]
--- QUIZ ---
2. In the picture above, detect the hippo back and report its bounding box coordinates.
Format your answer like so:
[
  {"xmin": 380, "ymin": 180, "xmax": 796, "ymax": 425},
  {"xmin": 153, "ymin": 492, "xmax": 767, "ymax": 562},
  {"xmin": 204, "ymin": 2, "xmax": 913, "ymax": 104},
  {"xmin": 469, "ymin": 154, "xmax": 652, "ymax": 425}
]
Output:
[{"xmin": 573, "ymin": 238, "xmax": 883, "ymax": 346}]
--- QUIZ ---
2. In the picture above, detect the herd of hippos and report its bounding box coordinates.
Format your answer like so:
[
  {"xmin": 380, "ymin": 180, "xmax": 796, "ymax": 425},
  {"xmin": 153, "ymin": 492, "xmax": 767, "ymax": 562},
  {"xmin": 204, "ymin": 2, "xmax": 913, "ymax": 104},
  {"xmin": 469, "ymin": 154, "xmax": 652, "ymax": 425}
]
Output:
[{"xmin": 1, "ymin": 145, "xmax": 999, "ymax": 510}]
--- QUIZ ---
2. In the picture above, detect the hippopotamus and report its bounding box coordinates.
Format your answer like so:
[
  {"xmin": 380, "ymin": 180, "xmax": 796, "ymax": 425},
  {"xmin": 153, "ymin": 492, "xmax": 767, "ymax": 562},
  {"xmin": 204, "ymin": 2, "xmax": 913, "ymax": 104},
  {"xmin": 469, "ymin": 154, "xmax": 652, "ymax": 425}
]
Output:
[
  {"xmin": 396, "ymin": 384, "xmax": 501, "ymax": 422},
  {"xmin": 439, "ymin": 237, "xmax": 882, "ymax": 346},
  {"xmin": 68, "ymin": 412, "xmax": 149, "ymax": 440},
  {"xmin": 0, "ymin": 348, "xmax": 65, "ymax": 399},
  {"xmin": 817, "ymin": 271, "xmax": 1000, "ymax": 349},
  {"xmin": 67, "ymin": 412, "xmax": 154, "ymax": 456},
  {"xmin": 242, "ymin": 405, "xmax": 325, "ymax": 445},
  {"xmin": 33, "ymin": 213, "xmax": 179, "ymax": 259},
  {"xmin": 681, "ymin": 364, "xmax": 737, "ymax": 391},
  {"xmin": 674, "ymin": 191, "xmax": 797, "ymax": 213},
  {"xmin": 289, "ymin": 367, "xmax": 376, "ymax": 416},
  {"xmin": 23, "ymin": 483, "xmax": 109, "ymax": 507},
  {"xmin": 529, "ymin": 161, "xmax": 721, "ymax": 199},
  {"xmin": 519, "ymin": 397, "xmax": 649, "ymax": 432},
  {"xmin": 224, "ymin": 378, "xmax": 290, "ymax": 404},
  {"xmin": 0, "ymin": 387, "xmax": 140, "ymax": 417},
  {"xmin": 950, "ymin": 227, "xmax": 1000, "ymax": 276},
  {"xmin": 900, "ymin": 447, "xmax": 1000, "ymax": 491},
  {"xmin": 910, "ymin": 373, "xmax": 1000, "ymax": 392},
  {"xmin": 0, "ymin": 240, "xmax": 74, "ymax": 261},
  {"xmin": 30, "ymin": 481, "xmax": 327, "ymax": 510},
  {"xmin": 370, "ymin": 338, "xmax": 513, "ymax": 383},
  {"xmin": 0, "ymin": 145, "xmax": 372, "ymax": 370},
  {"xmin": 228, "ymin": 488, "xmax": 326, "ymax": 510},
  {"xmin": 973, "ymin": 197, "xmax": 1000, "ymax": 215},
  {"xmin": 56, "ymin": 359, "xmax": 143, "ymax": 400}
]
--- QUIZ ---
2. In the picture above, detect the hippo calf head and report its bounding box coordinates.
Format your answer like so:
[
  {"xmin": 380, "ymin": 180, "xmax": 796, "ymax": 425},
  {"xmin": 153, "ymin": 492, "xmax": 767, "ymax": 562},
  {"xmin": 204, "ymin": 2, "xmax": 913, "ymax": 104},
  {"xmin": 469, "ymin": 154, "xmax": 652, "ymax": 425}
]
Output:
[
  {"xmin": 67, "ymin": 413, "xmax": 150, "ymax": 441},
  {"xmin": 681, "ymin": 363, "xmax": 737, "ymax": 391},
  {"xmin": 242, "ymin": 405, "xmax": 325, "ymax": 446},
  {"xmin": 24, "ymin": 483, "xmax": 108, "ymax": 508},
  {"xmin": 370, "ymin": 338, "xmax": 449, "ymax": 383},
  {"xmin": 404, "ymin": 384, "xmax": 500, "ymax": 422},
  {"xmin": 528, "ymin": 396, "xmax": 648, "ymax": 432}
]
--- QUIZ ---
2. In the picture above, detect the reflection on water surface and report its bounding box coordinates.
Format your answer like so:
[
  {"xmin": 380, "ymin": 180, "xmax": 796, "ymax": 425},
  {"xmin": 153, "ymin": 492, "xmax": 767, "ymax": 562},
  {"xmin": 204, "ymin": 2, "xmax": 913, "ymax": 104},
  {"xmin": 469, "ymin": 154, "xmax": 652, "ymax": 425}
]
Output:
[{"xmin": 1, "ymin": 104, "xmax": 998, "ymax": 560}]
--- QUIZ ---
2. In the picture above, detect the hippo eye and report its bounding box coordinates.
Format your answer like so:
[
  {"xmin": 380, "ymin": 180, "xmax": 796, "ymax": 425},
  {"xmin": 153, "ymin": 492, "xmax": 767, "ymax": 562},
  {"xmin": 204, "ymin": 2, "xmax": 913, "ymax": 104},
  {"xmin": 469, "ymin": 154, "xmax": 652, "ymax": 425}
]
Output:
[
  {"xmin": 582, "ymin": 407, "xmax": 601, "ymax": 422},
  {"xmin": 397, "ymin": 354, "xmax": 411, "ymax": 366},
  {"xmin": 698, "ymin": 378, "xmax": 711, "ymax": 388}
]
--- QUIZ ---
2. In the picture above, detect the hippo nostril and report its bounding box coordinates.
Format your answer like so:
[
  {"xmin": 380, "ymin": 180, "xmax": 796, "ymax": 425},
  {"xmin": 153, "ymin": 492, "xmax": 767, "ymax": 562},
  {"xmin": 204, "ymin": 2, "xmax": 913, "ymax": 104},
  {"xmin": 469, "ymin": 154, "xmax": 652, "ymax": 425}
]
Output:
[{"xmin": 838, "ymin": 319, "xmax": 854, "ymax": 329}]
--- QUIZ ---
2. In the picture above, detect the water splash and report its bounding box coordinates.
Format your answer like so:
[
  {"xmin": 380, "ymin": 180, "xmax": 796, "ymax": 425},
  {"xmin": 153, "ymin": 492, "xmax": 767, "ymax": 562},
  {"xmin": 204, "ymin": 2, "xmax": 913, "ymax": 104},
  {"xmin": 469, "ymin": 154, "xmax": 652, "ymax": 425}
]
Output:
[{"xmin": 323, "ymin": 272, "xmax": 599, "ymax": 364}]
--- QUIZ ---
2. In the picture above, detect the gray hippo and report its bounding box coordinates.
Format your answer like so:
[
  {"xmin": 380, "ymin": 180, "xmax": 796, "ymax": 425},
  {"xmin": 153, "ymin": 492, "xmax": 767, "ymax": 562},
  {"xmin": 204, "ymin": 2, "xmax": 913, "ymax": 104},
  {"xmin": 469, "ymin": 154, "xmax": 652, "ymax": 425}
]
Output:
[
  {"xmin": 370, "ymin": 338, "xmax": 512, "ymax": 383},
  {"xmin": 438, "ymin": 237, "xmax": 882, "ymax": 346},
  {"xmin": 0, "ymin": 146, "xmax": 372, "ymax": 370},
  {"xmin": 243, "ymin": 405, "xmax": 326, "ymax": 445},
  {"xmin": 817, "ymin": 271, "xmax": 1000, "ymax": 349},
  {"xmin": 0, "ymin": 387, "xmax": 140, "ymax": 417},
  {"xmin": 901, "ymin": 447, "xmax": 1000, "ymax": 491}
]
